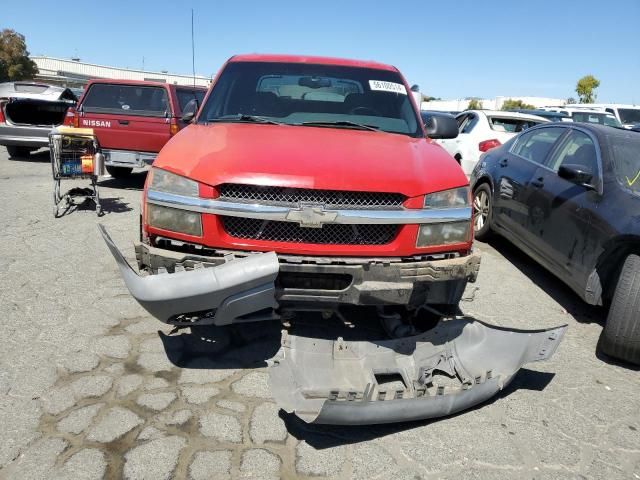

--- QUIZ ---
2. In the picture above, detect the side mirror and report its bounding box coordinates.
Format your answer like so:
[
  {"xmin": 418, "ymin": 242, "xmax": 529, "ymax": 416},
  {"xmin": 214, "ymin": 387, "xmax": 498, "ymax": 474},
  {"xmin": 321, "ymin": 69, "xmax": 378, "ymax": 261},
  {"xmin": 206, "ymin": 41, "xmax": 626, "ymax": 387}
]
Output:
[
  {"xmin": 423, "ymin": 112, "xmax": 458, "ymax": 139},
  {"xmin": 181, "ymin": 99, "xmax": 199, "ymax": 123},
  {"xmin": 558, "ymin": 164, "xmax": 595, "ymax": 189}
]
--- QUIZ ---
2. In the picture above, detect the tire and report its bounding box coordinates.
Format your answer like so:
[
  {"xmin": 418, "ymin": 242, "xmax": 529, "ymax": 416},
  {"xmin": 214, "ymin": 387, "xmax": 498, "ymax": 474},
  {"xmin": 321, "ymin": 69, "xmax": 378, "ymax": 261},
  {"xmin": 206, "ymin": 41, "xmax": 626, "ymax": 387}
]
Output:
[
  {"xmin": 473, "ymin": 183, "xmax": 494, "ymax": 241},
  {"xmin": 600, "ymin": 254, "xmax": 640, "ymax": 365},
  {"xmin": 6, "ymin": 146, "xmax": 32, "ymax": 158},
  {"xmin": 106, "ymin": 165, "xmax": 133, "ymax": 178}
]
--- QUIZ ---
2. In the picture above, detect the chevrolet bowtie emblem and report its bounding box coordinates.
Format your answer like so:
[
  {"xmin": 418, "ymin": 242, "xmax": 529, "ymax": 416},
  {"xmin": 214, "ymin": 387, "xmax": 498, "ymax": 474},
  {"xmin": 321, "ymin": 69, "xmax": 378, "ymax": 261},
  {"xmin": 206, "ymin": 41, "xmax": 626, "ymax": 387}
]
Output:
[{"xmin": 285, "ymin": 203, "xmax": 338, "ymax": 228}]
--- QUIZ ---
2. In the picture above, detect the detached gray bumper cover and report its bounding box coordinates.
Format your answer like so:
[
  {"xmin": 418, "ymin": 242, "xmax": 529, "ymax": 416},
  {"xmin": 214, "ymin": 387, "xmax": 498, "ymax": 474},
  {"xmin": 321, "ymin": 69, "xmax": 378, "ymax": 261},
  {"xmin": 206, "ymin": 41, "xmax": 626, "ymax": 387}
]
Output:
[
  {"xmin": 99, "ymin": 225, "xmax": 280, "ymax": 325},
  {"xmin": 269, "ymin": 318, "xmax": 567, "ymax": 425}
]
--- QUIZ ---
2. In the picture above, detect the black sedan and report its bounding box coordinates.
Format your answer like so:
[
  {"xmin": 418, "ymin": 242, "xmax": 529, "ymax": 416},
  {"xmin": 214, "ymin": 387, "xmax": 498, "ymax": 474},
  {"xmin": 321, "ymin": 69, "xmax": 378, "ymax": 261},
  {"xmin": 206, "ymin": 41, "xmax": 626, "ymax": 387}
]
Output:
[{"xmin": 470, "ymin": 123, "xmax": 640, "ymax": 364}]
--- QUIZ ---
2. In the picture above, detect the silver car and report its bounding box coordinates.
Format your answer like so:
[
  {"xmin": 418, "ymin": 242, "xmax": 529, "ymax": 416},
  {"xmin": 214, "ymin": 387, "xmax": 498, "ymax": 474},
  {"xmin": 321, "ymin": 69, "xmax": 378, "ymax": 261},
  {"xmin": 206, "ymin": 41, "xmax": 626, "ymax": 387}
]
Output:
[{"xmin": 0, "ymin": 82, "xmax": 77, "ymax": 158}]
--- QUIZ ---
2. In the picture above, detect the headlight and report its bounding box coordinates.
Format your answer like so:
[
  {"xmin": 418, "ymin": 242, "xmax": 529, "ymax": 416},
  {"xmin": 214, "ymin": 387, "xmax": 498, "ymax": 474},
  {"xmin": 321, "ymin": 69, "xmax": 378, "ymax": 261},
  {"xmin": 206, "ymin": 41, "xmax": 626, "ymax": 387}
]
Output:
[
  {"xmin": 417, "ymin": 221, "xmax": 471, "ymax": 247},
  {"xmin": 147, "ymin": 204, "xmax": 202, "ymax": 236},
  {"xmin": 150, "ymin": 168, "xmax": 199, "ymax": 197},
  {"xmin": 418, "ymin": 187, "xmax": 471, "ymax": 246},
  {"xmin": 423, "ymin": 186, "xmax": 470, "ymax": 209}
]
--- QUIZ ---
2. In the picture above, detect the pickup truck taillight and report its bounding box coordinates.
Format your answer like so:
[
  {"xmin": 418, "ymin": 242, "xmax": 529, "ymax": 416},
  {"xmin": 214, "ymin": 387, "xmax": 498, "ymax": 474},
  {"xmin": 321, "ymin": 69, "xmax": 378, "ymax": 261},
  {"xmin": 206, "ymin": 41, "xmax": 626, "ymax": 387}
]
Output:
[
  {"xmin": 64, "ymin": 108, "xmax": 77, "ymax": 127},
  {"xmin": 479, "ymin": 139, "xmax": 501, "ymax": 152},
  {"xmin": 0, "ymin": 102, "xmax": 5, "ymax": 123}
]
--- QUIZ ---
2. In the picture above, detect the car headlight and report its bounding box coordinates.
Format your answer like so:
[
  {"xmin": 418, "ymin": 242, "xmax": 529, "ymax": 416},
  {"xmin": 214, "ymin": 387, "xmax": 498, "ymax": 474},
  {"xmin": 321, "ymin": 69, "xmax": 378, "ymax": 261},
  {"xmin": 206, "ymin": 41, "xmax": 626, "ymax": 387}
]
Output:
[
  {"xmin": 417, "ymin": 221, "xmax": 471, "ymax": 247},
  {"xmin": 423, "ymin": 186, "xmax": 470, "ymax": 209},
  {"xmin": 418, "ymin": 187, "xmax": 471, "ymax": 246},
  {"xmin": 147, "ymin": 168, "xmax": 202, "ymax": 235},
  {"xmin": 149, "ymin": 167, "xmax": 199, "ymax": 197},
  {"xmin": 147, "ymin": 204, "xmax": 202, "ymax": 236}
]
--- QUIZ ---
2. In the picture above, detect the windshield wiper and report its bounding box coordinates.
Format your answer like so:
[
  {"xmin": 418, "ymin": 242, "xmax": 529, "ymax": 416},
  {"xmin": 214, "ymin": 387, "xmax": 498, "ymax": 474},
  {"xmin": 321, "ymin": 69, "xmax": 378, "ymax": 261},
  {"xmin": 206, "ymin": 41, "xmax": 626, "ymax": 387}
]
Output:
[
  {"xmin": 206, "ymin": 114, "xmax": 283, "ymax": 125},
  {"xmin": 299, "ymin": 121, "xmax": 380, "ymax": 132}
]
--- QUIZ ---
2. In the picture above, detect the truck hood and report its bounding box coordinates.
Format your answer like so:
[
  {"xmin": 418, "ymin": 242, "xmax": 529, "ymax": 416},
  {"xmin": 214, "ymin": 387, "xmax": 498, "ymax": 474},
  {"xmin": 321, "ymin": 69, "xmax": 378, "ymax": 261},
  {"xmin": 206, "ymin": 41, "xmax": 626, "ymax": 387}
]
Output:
[{"xmin": 153, "ymin": 123, "xmax": 467, "ymax": 198}]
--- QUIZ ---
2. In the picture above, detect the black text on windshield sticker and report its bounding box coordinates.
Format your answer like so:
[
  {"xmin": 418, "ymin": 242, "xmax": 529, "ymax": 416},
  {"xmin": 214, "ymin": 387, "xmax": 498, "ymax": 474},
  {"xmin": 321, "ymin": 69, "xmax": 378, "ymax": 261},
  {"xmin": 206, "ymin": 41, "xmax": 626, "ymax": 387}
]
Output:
[{"xmin": 369, "ymin": 80, "xmax": 406, "ymax": 95}]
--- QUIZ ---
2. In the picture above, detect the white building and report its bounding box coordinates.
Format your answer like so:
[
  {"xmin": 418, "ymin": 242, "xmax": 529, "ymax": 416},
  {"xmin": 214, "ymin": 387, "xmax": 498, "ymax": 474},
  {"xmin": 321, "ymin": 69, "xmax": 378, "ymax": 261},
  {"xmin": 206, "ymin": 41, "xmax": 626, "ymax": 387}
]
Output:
[
  {"xmin": 422, "ymin": 96, "xmax": 567, "ymax": 112},
  {"xmin": 31, "ymin": 56, "xmax": 211, "ymax": 89}
]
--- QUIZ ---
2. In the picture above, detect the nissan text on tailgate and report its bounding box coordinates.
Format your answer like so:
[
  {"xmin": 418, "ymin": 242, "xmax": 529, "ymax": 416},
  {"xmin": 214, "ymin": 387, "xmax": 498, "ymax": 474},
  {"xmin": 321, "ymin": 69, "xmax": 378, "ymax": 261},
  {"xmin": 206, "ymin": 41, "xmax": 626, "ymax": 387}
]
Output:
[
  {"xmin": 101, "ymin": 54, "xmax": 566, "ymax": 425},
  {"xmin": 71, "ymin": 80, "xmax": 205, "ymax": 177}
]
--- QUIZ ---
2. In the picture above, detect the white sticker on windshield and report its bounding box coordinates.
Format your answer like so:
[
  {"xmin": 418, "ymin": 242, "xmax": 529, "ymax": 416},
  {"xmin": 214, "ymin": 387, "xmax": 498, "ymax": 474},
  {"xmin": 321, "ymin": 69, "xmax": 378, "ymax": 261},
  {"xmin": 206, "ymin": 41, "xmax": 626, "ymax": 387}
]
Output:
[{"xmin": 369, "ymin": 80, "xmax": 407, "ymax": 95}]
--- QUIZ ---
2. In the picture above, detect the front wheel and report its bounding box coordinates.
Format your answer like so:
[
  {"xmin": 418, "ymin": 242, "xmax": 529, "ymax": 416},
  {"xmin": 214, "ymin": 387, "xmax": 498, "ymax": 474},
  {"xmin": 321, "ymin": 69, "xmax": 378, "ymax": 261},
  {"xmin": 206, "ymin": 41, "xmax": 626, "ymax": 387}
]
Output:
[
  {"xmin": 106, "ymin": 165, "xmax": 133, "ymax": 178},
  {"xmin": 473, "ymin": 184, "xmax": 493, "ymax": 241},
  {"xmin": 600, "ymin": 254, "xmax": 640, "ymax": 365}
]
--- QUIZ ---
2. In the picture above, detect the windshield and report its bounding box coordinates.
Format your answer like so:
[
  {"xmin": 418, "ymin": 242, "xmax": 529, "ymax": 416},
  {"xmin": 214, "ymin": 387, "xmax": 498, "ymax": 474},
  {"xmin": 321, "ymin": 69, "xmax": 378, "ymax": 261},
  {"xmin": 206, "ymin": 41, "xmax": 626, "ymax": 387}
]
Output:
[
  {"xmin": 571, "ymin": 111, "xmax": 622, "ymax": 127},
  {"xmin": 610, "ymin": 133, "xmax": 640, "ymax": 193},
  {"xmin": 618, "ymin": 108, "xmax": 640, "ymax": 125},
  {"xmin": 199, "ymin": 61, "xmax": 421, "ymax": 137}
]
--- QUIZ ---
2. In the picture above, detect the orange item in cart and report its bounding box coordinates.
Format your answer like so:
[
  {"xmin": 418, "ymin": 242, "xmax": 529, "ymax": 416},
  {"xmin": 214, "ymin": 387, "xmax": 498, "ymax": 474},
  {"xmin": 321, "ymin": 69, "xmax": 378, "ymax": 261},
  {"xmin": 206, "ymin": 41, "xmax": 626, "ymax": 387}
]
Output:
[{"xmin": 81, "ymin": 155, "xmax": 94, "ymax": 174}]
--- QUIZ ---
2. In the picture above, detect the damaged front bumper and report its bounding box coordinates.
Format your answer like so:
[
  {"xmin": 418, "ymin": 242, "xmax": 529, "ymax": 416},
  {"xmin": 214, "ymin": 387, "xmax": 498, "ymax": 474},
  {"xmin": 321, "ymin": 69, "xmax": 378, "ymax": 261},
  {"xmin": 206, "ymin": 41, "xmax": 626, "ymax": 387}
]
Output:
[
  {"xmin": 100, "ymin": 225, "xmax": 280, "ymax": 325},
  {"xmin": 100, "ymin": 225, "xmax": 566, "ymax": 425},
  {"xmin": 269, "ymin": 319, "xmax": 567, "ymax": 425}
]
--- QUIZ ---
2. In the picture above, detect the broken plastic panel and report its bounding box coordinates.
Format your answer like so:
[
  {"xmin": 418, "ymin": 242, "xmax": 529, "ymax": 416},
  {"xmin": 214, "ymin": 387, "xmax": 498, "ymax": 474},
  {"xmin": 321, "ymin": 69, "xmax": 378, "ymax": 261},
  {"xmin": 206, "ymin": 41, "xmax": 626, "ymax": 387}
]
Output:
[
  {"xmin": 99, "ymin": 225, "xmax": 280, "ymax": 325},
  {"xmin": 269, "ymin": 318, "xmax": 567, "ymax": 425}
]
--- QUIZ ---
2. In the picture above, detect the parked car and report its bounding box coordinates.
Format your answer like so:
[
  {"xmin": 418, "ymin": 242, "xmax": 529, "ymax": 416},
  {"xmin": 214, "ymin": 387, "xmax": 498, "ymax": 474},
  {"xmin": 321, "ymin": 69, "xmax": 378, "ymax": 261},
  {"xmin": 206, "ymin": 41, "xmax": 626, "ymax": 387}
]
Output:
[
  {"xmin": 510, "ymin": 108, "xmax": 570, "ymax": 122},
  {"xmin": 0, "ymin": 82, "xmax": 77, "ymax": 158},
  {"xmin": 437, "ymin": 110, "xmax": 549, "ymax": 175},
  {"xmin": 543, "ymin": 104, "xmax": 640, "ymax": 129},
  {"xmin": 66, "ymin": 79, "xmax": 206, "ymax": 177},
  {"xmin": 538, "ymin": 107, "xmax": 621, "ymax": 127},
  {"xmin": 100, "ymin": 54, "xmax": 566, "ymax": 425},
  {"xmin": 471, "ymin": 122, "xmax": 640, "ymax": 364}
]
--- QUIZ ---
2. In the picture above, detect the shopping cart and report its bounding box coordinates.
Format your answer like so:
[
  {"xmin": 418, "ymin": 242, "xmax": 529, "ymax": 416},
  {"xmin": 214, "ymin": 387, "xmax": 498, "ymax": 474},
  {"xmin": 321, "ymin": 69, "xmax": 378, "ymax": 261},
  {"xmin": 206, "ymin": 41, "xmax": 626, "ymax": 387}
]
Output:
[{"xmin": 50, "ymin": 127, "xmax": 105, "ymax": 217}]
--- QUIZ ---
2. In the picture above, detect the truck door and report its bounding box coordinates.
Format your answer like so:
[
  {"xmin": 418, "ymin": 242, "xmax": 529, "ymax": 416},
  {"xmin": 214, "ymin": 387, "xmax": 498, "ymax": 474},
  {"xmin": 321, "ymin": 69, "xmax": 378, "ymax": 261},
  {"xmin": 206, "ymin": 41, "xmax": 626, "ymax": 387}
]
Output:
[{"xmin": 78, "ymin": 83, "xmax": 171, "ymax": 153}]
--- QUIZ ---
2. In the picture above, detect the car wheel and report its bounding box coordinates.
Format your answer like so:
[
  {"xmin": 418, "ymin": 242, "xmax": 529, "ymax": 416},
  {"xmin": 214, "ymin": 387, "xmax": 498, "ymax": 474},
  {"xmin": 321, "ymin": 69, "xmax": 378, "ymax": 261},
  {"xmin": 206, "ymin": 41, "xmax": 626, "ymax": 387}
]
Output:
[
  {"xmin": 6, "ymin": 146, "xmax": 32, "ymax": 158},
  {"xmin": 106, "ymin": 166, "xmax": 133, "ymax": 178},
  {"xmin": 473, "ymin": 183, "xmax": 493, "ymax": 241},
  {"xmin": 600, "ymin": 254, "xmax": 640, "ymax": 365}
]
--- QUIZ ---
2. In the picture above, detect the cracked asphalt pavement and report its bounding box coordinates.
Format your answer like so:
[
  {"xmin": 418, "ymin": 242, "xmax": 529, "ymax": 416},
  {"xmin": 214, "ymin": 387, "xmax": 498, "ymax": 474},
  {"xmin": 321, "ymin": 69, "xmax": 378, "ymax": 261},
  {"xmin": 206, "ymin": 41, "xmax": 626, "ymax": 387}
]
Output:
[{"xmin": 0, "ymin": 147, "xmax": 638, "ymax": 479}]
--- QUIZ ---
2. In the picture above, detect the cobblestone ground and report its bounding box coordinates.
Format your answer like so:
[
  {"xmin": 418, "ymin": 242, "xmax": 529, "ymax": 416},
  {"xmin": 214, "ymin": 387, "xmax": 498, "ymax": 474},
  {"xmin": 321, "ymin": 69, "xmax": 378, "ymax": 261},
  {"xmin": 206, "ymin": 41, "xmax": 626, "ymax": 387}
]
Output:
[{"xmin": 0, "ymin": 148, "xmax": 638, "ymax": 480}]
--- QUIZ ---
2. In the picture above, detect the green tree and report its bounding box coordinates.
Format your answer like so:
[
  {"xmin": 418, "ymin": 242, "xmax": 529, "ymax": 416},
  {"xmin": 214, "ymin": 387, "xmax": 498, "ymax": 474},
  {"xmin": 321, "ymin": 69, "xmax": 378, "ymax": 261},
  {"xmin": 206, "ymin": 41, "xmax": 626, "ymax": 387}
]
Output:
[
  {"xmin": 0, "ymin": 29, "xmax": 38, "ymax": 82},
  {"xmin": 575, "ymin": 75, "xmax": 600, "ymax": 103},
  {"xmin": 467, "ymin": 98, "xmax": 483, "ymax": 110},
  {"xmin": 566, "ymin": 97, "xmax": 577, "ymax": 104},
  {"xmin": 501, "ymin": 98, "xmax": 536, "ymax": 111}
]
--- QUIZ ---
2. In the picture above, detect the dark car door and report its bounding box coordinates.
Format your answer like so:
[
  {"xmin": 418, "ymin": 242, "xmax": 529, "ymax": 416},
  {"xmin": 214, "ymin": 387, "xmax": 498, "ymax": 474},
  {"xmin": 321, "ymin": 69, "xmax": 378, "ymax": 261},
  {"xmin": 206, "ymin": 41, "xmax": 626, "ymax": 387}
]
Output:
[
  {"xmin": 493, "ymin": 126, "xmax": 567, "ymax": 243},
  {"xmin": 524, "ymin": 128, "xmax": 602, "ymax": 291}
]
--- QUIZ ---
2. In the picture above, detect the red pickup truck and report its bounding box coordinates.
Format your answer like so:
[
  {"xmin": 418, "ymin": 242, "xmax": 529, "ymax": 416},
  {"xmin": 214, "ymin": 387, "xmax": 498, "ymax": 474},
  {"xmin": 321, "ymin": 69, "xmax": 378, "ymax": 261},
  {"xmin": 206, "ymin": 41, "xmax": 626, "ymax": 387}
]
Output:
[
  {"xmin": 68, "ymin": 79, "xmax": 206, "ymax": 177},
  {"xmin": 101, "ymin": 54, "xmax": 566, "ymax": 425}
]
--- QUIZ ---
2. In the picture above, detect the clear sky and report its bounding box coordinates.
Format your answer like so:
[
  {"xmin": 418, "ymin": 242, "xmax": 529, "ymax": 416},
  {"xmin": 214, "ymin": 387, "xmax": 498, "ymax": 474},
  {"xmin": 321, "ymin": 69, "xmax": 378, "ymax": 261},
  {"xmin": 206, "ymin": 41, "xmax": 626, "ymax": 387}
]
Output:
[{"xmin": 5, "ymin": 0, "xmax": 640, "ymax": 103}]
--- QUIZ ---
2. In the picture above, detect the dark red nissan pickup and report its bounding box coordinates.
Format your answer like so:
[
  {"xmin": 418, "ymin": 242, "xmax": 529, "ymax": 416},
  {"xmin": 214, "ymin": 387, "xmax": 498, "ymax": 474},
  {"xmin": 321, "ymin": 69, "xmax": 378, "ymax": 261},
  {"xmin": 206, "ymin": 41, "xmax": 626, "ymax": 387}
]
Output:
[{"xmin": 67, "ymin": 79, "xmax": 206, "ymax": 177}]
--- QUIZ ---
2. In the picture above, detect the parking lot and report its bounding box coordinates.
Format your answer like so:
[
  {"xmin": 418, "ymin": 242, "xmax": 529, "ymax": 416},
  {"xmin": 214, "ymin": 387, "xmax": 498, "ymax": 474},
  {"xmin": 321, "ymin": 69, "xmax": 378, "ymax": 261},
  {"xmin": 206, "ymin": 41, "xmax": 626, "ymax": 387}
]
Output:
[{"xmin": 0, "ymin": 147, "xmax": 638, "ymax": 480}]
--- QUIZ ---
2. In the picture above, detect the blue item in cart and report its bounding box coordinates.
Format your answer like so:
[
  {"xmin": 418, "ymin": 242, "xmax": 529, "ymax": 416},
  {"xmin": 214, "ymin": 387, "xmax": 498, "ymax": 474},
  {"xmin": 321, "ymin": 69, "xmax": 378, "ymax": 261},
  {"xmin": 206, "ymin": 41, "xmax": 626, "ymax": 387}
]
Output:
[{"xmin": 61, "ymin": 160, "xmax": 82, "ymax": 176}]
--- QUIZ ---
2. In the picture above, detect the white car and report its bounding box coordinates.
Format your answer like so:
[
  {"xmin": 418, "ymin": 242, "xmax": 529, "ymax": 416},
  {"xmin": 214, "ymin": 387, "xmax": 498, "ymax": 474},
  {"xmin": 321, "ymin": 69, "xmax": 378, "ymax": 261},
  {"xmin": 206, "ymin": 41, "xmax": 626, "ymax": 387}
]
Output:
[
  {"xmin": 436, "ymin": 110, "xmax": 548, "ymax": 175},
  {"xmin": 542, "ymin": 104, "xmax": 640, "ymax": 129},
  {"xmin": 538, "ymin": 107, "xmax": 621, "ymax": 127}
]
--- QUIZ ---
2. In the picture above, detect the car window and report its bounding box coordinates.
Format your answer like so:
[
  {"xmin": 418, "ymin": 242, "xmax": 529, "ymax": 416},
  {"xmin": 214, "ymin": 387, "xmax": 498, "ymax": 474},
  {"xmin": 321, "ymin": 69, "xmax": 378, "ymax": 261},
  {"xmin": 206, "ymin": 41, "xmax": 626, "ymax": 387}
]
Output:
[
  {"xmin": 488, "ymin": 116, "xmax": 542, "ymax": 133},
  {"xmin": 610, "ymin": 133, "xmax": 640, "ymax": 193},
  {"xmin": 571, "ymin": 111, "xmax": 622, "ymax": 127},
  {"xmin": 175, "ymin": 88, "xmax": 206, "ymax": 113},
  {"xmin": 459, "ymin": 114, "xmax": 477, "ymax": 134},
  {"xmin": 199, "ymin": 61, "xmax": 420, "ymax": 137},
  {"xmin": 82, "ymin": 84, "xmax": 169, "ymax": 117},
  {"xmin": 511, "ymin": 127, "xmax": 566, "ymax": 164},
  {"xmin": 546, "ymin": 130, "xmax": 598, "ymax": 174},
  {"xmin": 618, "ymin": 108, "xmax": 640, "ymax": 125}
]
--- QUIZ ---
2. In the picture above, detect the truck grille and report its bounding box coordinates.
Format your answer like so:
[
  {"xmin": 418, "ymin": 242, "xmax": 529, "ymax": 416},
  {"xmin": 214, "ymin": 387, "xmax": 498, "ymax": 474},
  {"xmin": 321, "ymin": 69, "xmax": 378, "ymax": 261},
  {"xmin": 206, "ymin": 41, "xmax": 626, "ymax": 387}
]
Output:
[
  {"xmin": 221, "ymin": 217, "xmax": 398, "ymax": 245},
  {"xmin": 218, "ymin": 184, "xmax": 405, "ymax": 210}
]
